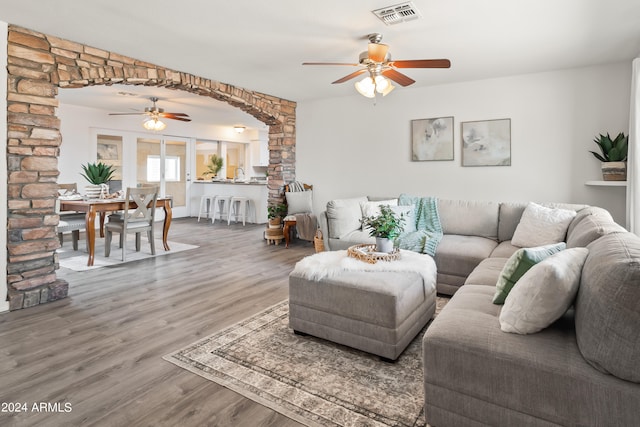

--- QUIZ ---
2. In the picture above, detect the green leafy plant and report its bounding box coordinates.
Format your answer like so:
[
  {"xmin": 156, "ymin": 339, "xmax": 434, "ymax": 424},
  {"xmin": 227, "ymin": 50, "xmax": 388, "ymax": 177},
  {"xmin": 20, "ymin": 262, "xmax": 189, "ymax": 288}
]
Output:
[
  {"xmin": 590, "ymin": 132, "xmax": 628, "ymax": 162},
  {"xmin": 203, "ymin": 154, "xmax": 224, "ymax": 176},
  {"xmin": 80, "ymin": 162, "xmax": 116, "ymax": 185},
  {"xmin": 360, "ymin": 205, "xmax": 406, "ymax": 239},
  {"xmin": 267, "ymin": 203, "xmax": 287, "ymax": 220}
]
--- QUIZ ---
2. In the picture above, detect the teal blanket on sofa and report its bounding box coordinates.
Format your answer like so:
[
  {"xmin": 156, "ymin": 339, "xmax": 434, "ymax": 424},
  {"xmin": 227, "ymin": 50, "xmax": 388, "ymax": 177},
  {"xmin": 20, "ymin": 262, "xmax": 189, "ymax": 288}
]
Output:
[{"xmin": 396, "ymin": 194, "xmax": 443, "ymax": 256}]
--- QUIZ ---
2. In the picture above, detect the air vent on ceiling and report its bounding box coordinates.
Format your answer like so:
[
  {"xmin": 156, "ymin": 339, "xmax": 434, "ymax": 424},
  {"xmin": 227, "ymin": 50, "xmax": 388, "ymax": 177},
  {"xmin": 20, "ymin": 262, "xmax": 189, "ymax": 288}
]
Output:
[{"xmin": 372, "ymin": 2, "xmax": 421, "ymax": 25}]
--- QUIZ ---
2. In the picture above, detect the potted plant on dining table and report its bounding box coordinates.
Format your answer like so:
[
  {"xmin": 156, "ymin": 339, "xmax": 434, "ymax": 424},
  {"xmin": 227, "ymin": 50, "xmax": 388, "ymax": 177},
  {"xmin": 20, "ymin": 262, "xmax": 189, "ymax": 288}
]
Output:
[{"xmin": 80, "ymin": 161, "xmax": 116, "ymax": 199}]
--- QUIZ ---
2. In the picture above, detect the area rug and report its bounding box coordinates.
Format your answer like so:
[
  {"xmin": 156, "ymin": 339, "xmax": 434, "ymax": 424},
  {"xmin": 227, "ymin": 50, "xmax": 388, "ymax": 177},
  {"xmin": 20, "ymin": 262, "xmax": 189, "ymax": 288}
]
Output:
[
  {"xmin": 58, "ymin": 238, "xmax": 198, "ymax": 271},
  {"xmin": 164, "ymin": 297, "xmax": 448, "ymax": 427}
]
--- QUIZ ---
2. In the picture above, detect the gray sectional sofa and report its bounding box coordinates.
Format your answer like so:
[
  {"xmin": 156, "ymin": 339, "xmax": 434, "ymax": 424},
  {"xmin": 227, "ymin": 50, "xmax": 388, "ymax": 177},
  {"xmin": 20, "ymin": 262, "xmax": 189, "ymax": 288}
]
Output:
[{"xmin": 317, "ymin": 195, "xmax": 640, "ymax": 426}]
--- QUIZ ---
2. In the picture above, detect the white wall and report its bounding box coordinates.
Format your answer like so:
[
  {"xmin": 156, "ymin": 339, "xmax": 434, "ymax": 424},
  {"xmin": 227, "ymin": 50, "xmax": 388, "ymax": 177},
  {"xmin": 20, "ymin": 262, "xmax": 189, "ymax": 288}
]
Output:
[
  {"xmin": 0, "ymin": 20, "xmax": 9, "ymax": 312},
  {"xmin": 57, "ymin": 103, "xmax": 256, "ymax": 187},
  {"xmin": 297, "ymin": 62, "xmax": 631, "ymax": 225}
]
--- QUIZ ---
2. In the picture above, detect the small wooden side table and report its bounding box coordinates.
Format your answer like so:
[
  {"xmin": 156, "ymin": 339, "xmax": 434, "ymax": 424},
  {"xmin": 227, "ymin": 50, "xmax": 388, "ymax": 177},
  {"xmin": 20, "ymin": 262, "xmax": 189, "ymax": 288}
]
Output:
[{"xmin": 283, "ymin": 216, "xmax": 297, "ymax": 248}]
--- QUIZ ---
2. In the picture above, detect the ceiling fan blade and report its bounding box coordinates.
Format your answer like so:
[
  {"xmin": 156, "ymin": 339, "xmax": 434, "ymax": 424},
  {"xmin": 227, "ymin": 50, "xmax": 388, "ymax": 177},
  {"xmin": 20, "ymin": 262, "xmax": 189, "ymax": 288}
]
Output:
[
  {"xmin": 390, "ymin": 59, "xmax": 451, "ymax": 69},
  {"xmin": 159, "ymin": 112, "xmax": 189, "ymax": 118},
  {"xmin": 368, "ymin": 43, "xmax": 389, "ymax": 62},
  {"xmin": 302, "ymin": 62, "xmax": 360, "ymax": 66},
  {"xmin": 108, "ymin": 112, "xmax": 145, "ymax": 116},
  {"xmin": 382, "ymin": 69, "xmax": 415, "ymax": 87},
  {"xmin": 161, "ymin": 114, "xmax": 191, "ymax": 122},
  {"xmin": 332, "ymin": 69, "xmax": 367, "ymax": 84}
]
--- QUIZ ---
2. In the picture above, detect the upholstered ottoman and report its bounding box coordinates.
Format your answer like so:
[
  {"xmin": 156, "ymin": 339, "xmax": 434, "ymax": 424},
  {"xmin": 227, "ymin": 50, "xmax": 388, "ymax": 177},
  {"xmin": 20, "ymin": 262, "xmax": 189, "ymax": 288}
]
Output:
[{"xmin": 289, "ymin": 250, "xmax": 437, "ymax": 360}]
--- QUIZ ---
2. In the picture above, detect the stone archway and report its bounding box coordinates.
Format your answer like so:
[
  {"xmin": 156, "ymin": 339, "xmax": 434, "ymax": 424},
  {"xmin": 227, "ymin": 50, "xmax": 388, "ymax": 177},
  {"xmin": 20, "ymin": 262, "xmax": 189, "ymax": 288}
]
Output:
[{"xmin": 6, "ymin": 25, "xmax": 296, "ymax": 310}]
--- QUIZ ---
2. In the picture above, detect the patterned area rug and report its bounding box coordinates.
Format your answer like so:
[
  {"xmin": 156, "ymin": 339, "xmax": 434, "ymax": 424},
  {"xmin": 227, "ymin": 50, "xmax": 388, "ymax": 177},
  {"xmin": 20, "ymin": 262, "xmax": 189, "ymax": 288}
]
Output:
[{"xmin": 164, "ymin": 297, "xmax": 449, "ymax": 427}]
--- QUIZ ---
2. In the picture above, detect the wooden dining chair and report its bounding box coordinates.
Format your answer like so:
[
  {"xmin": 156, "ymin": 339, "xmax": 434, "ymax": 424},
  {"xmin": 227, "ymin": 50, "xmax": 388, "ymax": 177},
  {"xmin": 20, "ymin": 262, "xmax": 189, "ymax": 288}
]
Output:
[{"xmin": 104, "ymin": 186, "xmax": 158, "ymax": 261}]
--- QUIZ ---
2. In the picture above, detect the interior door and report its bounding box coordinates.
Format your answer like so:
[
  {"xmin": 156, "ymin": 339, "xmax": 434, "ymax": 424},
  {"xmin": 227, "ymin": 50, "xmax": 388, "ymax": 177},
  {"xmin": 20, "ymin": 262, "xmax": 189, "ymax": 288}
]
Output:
[{"xmin": 136, "ymin": 136, "xmax": 191, "ymax": 217}]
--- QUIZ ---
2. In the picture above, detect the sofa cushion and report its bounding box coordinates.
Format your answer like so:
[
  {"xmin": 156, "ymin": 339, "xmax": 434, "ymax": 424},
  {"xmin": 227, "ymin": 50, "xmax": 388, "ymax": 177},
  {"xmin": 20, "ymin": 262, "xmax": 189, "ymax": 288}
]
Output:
[
  {"xmin": 566, "ymin": 209, "xmax": 626, "ymax": 248},
  {"xmin": 326, "ymin": 196, "xmax": 368, "ymax": 239},
  {"xmin": 464, "ymin": 257, "xmax": 508, "ymax": 287},
  {"xmin": 328, "ymin": 230, "xmax": 375, "ymax": 250},
  {"xmin": 489, "ymin": 240, "xmax": 520, "ymax": 258},
  {"xmin": 576, "ymin": 232, "xmax": 640, "ymax": 383},
  {"xmin": 499, "ymin": 248, "xmax": 589, "ymax": 334},
  {"xmin": 492, "ymin": 242, "xmax": 566, "ymax": 304},
  {"xmin": 567, "ymin": 206, "xmax": 613, "ymax": 235},
  {"xmin": 497, "ymin": 202, "xmax": 528, "ymax": 242},
  {"xmin": 511, "ymin": 202, "xmax": 576, "ymax": 247},
  {"xmin": 434, "ymin": 234, "xmax": 498, "ymax": 280},
  {"xmin": 438, "ymin": 199, "xmax": 499, "ymax": 240}
]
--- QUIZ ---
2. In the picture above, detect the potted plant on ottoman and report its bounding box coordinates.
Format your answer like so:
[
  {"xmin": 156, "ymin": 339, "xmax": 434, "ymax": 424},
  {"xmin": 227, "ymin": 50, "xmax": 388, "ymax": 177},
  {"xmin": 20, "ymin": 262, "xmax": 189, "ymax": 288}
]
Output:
[
  {"xmin": 361, "ymin": 204, "xmax": 406, "ymax": 253},
  {"xmin": 589, "ymin": 132, "xmax": 628, "ymax": 181},
  {"xmin": 80, "ymin": 162, "xmax": 116, "ymax": 199}
]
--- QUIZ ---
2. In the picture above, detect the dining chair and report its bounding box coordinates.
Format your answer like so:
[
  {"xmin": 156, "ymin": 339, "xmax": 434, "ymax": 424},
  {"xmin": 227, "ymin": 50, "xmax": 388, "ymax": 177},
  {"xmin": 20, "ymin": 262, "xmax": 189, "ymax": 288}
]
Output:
[
  {"xmin": 104, "ymin": 186, "xmax": 158, "ymax": 261},
  {"xmin": 57, "ymin": 183, "xmax": 86, "ymax": 250}
]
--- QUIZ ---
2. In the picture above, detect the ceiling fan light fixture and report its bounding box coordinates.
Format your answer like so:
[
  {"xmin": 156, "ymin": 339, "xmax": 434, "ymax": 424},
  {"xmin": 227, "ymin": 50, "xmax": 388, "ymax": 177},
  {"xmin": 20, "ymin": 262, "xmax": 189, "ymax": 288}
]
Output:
[
  {"xmin": 380, "ymin": 81, "xmax": 396, "ymax": 96},
  {"xmin": 143, "ymin": 117, "xmax": 166, "ymax": 131},
  {"xmin": 355, "ymin": 76, "xmax": 376, "ymax": 98}
]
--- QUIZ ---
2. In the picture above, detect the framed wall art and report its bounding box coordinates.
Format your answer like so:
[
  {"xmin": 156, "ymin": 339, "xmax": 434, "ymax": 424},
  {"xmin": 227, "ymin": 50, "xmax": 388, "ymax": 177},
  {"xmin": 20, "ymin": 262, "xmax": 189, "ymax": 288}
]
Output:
[
  {"xmin": 96, "ymin": 134, "xmax": 123, "ymax": 179},
  {"xmin": 411, "ymin": 116, "xmax": 454, "ymax": 161},
  {"xmin": 461, "ymin": 119, "xmax": 511, "ymax": 166}
]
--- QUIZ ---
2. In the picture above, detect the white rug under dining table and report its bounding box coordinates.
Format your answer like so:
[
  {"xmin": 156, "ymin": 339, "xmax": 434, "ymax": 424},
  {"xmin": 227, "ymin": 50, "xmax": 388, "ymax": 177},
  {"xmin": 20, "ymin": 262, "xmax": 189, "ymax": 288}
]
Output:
[{"xmin": 57, "ymin": 237, "xmax": 198, "ymax": 271}]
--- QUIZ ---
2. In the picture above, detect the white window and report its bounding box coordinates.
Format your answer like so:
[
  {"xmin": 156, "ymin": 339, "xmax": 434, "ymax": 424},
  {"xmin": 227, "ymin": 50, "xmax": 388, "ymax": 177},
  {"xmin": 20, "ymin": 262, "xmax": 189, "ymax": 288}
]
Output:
[{"xmin": 146, "ymin": 155, "xmax": 181, "ymax": 182}]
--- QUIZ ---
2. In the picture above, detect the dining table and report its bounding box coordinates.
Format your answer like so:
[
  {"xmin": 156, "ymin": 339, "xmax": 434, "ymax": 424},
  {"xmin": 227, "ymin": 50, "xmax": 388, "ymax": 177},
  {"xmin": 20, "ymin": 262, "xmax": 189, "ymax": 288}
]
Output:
[{"xmin": 59, "ymin": 197, "xmax": 173, "ymax": 266}]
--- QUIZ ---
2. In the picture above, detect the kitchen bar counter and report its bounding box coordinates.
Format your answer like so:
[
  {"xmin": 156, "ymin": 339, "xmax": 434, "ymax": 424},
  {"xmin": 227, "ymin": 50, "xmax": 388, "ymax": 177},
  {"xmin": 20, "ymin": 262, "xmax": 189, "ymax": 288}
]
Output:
[
  {"xmin": 194, "ymin": 179, "xmax": 267, "ymax": 186},
  {"xmin": 191, "ymin": 180, "xmax": 268, "ymax": 223}
]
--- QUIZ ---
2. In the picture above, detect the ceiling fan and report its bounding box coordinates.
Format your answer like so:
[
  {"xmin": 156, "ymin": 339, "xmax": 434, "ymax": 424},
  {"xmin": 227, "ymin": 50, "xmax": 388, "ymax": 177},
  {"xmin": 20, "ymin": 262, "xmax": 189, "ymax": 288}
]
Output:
[
  {"xmin": 108, "ymin": 97, "xmax": 192, "ymax": 123},
  {"xmin": 303, "ymin": 33, "xmax": 450, "ymax": 97}
]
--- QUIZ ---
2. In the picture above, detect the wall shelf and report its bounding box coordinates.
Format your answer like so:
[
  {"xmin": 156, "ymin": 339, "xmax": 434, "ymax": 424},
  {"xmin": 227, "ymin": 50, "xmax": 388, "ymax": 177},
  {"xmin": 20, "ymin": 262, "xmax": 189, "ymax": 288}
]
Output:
[{"xmin": 585, "ymin": 180, "xmax": 627, "ymax": 187}]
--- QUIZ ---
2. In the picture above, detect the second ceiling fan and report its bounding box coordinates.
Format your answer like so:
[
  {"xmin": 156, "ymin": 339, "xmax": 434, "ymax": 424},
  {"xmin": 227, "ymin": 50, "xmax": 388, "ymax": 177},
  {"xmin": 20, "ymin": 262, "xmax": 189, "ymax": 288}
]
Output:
[
  {"xmin": 109, "ymin": 97, "xmax": 192, "ymax": 122},
  {"xmin": 303, "ymin": 33, "xmax": 450, "ymax": 97}
]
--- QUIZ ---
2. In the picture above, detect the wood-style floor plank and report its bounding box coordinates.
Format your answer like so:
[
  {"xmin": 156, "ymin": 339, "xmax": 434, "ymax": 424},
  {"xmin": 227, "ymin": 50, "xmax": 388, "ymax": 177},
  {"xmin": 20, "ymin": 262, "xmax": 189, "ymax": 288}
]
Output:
[{"xmin": 0, "ymin": 219, "xmax": 313, "ymax": 427}]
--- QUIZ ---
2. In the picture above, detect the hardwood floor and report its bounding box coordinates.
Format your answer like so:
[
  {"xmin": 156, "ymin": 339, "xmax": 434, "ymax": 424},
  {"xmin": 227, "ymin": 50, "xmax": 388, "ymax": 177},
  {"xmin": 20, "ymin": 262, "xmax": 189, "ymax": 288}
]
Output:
[{"xmin": 0, "ymin": 218, "xmax": 315, "ymax": 427}]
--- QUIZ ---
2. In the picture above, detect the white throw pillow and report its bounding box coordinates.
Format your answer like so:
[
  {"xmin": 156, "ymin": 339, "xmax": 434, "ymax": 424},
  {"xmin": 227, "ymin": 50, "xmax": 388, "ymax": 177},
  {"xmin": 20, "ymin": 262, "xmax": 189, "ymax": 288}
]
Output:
[
  {"xmin": 285, "ymin": 191, "xmax": 313, "ymax": 214},
  {"xmin": 499, "ymin": 247, "xmax": 589, "ymax": 334},
  {"xmin": 511, "ymin": 202, "xmax": 577, "ymax": 247},
  {"xmin": 360, "ymin": 199, "xmax": 398, "ymax": 218},
  {"xmin": 360, "ymin": 199, "xmax": 398, "ymax": 234}
]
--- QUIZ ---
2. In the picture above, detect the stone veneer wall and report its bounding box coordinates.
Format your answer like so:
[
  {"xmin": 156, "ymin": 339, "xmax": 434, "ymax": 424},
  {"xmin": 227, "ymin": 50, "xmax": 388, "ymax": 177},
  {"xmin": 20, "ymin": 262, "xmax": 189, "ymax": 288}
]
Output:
[{"xmin": 6, "ymin": 25, "xmax": 296, "ymax": 310}]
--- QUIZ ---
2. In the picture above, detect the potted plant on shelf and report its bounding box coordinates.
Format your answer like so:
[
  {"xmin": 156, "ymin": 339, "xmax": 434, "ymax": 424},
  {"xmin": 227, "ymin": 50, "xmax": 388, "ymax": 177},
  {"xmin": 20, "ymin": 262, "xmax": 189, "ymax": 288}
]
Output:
[
  {"xmin": 589, "ymin": 132, "xmax": 628, "ymax": 181},
  {"xmin": 80, "ymin": 162, "xmax": 116, "ymax": 199},
  {"xmin": 203, "ymin": 154, "xmax": 224, "ymax": 180},
  {"xmin": 360, "ymin": 204, "xmax": 406, "ymax": 253}
]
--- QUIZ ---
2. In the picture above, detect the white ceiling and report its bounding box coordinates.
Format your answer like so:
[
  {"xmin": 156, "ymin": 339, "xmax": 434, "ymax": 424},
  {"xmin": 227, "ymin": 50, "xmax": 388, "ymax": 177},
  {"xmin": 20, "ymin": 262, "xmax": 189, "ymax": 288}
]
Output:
[{"xmin": 3, "ymin": 0, "xmax": 640, "ymax": 127}]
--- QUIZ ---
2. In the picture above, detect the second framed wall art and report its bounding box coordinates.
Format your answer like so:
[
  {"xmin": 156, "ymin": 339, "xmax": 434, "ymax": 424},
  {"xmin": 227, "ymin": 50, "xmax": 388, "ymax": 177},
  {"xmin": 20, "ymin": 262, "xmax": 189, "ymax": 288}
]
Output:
[{"xmin": 460, "ymin": 118, "xmax": 511, "ymax": 166}]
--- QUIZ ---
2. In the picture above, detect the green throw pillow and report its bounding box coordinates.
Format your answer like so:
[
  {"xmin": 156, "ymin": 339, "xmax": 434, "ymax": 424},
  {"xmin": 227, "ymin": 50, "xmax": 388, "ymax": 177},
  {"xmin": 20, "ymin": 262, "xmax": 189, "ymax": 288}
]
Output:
[{"xmin": 492, "ymin": 242, "xmax": 566, "ymax": 304}]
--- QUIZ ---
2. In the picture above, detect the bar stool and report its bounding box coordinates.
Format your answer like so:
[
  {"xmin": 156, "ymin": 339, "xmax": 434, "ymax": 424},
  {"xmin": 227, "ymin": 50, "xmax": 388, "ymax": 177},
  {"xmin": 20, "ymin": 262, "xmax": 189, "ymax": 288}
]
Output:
[
  {"xmin": 228, "ymin": 196, "xmax": 253, "ymax": 226},
  {"xmin": 197, "ymin": 195, "xmax": 216, "ymax": 222},
  {"xmin": 211, "ymin": 195, "xmax": 232, "ymax": 224}
]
